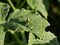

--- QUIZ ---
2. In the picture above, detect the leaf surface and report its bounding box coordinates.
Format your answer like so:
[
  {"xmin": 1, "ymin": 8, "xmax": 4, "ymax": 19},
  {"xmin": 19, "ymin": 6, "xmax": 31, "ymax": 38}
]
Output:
[
  {"xmin": 8, "ymin": 9, "xmax": 59, "ymax": 45},
  {"xmin": 0, "ymin": 2, "xmax": 10, "ymax": 24},
  {"xmin": 0, "ymin": 26, "xmax": 5, "ymax": 45},
  {"xmin": 28, "ymin": 32, "xmax": 59, "ymax": 45},
  {"xmin": 27, "ymin": 0, "xmax": 48, "ymax": 18},
  {"xmin": 8, "ymin": 9, "xmax": 49, "ymax": 34}
]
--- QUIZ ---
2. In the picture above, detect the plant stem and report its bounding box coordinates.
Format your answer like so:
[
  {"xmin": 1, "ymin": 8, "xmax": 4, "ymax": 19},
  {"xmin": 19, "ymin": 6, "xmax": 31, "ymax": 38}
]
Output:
[
  {"xmin": 7, "ymin": 0, "xmax": 16, "ymax": 10},
  {"xmin": 13, "ymin": 33, "xmax": 21, "ymax": 45},
  {"xmin": 16, "ymin": 0, "xmax": 21, "ymax": 8},
  {"xmin": 9, "ymin": 30, "xmax": 22, "ymax": 45},
  {"xmin": 19, "ymin": 0, "xmax": 26, "ymax": 8},
  {"xmin": 21, "ymin": 31, "xmax": 27, "ymax": 45}
]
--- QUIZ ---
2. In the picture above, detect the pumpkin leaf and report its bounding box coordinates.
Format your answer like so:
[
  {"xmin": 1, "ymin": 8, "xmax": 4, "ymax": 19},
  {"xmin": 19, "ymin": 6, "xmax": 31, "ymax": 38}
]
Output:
[
  {"xmin": 27, "ymin": 0, "xmax": 48, "ymax": 18},
  {"xmin": 28, "ymin": 32, "xmax": 59, "ymax": 45},
  {"xmin": 0, "ymin": 26, "xmax": 5, "ymax": 45},
  {"xmin": 0, "ymin": 2, "xmax": 10, "ymax": 24}
]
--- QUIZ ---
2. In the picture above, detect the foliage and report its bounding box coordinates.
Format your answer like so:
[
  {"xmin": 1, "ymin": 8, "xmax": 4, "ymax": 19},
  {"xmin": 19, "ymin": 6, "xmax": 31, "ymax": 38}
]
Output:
[{"xmin": 0, "ymin": 0, "xmax": 59, "ymax": 45}]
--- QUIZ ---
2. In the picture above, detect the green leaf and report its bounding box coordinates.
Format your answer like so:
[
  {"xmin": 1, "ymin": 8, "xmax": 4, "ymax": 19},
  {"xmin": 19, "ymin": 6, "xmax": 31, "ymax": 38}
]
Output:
[
  {"xmin": 15, "ymin": 23, "xmax": 30, "ymax": 32},
  {"xmin": 8, "ymin": 9, "xmax": 49, "ymax": 33},
  {"xmin": 27, "ymin": 0, "xmax": 48, "ymax": 18},
  {"xmin": 8, "ymin": 9, "xmax": 30, "ymax": 22},
  {"xmin": 8, "ymin": 9, "xmax": 59, "ymax": 45},
  {"xmin": 0, "ymin": 2, "xmax": 10, "ymax": 24},
  {"xmin": 28, "ymin": 32, "xmax": 59, "ymax": 45},
  {"xmin": 2, "ymin": 22, "xmax": 30, "ymax": 32},
  {"xmin": 0, "ymin": 26, "xmax": 5, "ymax": 45},
  {"xmin": 28, "ymin": 33, "xmax": 35, "ymax": 45}
]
